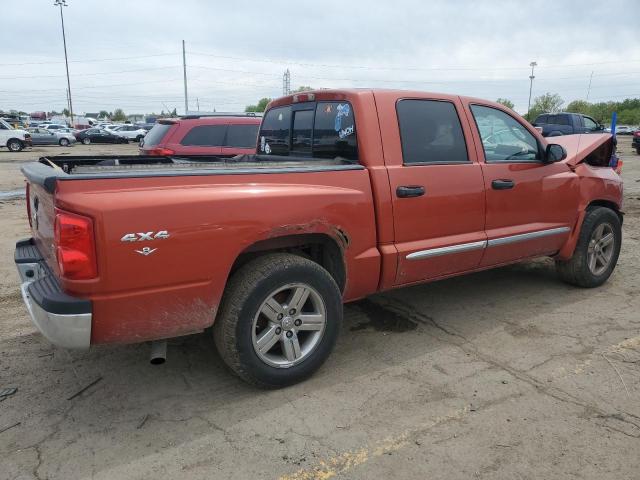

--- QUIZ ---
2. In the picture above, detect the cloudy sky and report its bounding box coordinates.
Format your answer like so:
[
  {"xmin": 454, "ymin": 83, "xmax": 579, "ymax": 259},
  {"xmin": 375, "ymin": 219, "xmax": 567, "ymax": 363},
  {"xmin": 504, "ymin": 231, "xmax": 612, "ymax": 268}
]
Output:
[{"xmin": 0, "ymin": 0, "xmax": 638, "ymax": 116}]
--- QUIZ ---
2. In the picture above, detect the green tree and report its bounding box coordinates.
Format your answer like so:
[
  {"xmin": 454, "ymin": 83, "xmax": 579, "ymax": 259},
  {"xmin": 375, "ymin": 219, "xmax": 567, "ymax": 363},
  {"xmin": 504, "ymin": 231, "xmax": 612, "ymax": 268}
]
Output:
[
  {"xmin": 496, "ymin": 98, "xmax": 514, "ymax": 109},
  {"xmin": 111, "ymin": 108, "xmax": 126, "ymax": 122},
  {"xmin": 566, "ymin": 100, "xmax": 590, "ymax": 114},
  {"xmin": 99, "ymin": 110, "xmax": 109, "ymax": 119},
  {"xmin": 245, "ymin": 97, "xmax": 272, "ymax": 113},
  {"xmin": 62, "ymin": 108, "xmax": 70, "ymax": 117},
  {"xmin": 292, "ymin": 86, "xmax": 313, "ymax": 93},
  {"xmin": 527, "ymin": 92, "xmax": 564, "ymax": 121}
]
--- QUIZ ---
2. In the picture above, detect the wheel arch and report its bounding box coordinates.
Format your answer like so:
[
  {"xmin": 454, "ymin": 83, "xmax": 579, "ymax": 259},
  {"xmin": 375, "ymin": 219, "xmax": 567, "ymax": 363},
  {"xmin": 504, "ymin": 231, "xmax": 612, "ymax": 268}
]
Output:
[
  {"xmin": 6, "ymin": 137, "xmax": 24, "ymax": 147},
  {"xmin": 229, "ymin": 233, "xmax": 347, "ymax": 294},
  {"xmin": 557, "ymin": 199, "xmax": 622, "ymax": 260}
]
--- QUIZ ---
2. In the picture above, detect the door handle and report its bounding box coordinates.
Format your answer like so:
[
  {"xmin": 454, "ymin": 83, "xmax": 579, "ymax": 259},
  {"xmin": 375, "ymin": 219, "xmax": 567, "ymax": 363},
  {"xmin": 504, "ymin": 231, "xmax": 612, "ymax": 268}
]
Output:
[
  {"xmin": 491, "ymin": 179, "xmax": 515, "ymax": 190},
  {"xmin": 396, "ymin": 185, "xmax": 425, "ymax": 198}
]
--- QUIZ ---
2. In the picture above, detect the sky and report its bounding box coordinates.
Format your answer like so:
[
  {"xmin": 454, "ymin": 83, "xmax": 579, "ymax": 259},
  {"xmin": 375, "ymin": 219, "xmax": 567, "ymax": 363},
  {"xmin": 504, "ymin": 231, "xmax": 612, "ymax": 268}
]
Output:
[{"xmin": 0, "ymin": 0, "xmax": 638, "ymax": 117}]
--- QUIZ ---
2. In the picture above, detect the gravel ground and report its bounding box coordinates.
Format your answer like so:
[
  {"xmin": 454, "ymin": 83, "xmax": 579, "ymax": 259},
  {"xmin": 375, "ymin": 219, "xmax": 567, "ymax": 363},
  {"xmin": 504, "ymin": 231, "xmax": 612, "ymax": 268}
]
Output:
[{"xmin": 0, "ymin": 139, "xmax": 638, "ymax": 480}]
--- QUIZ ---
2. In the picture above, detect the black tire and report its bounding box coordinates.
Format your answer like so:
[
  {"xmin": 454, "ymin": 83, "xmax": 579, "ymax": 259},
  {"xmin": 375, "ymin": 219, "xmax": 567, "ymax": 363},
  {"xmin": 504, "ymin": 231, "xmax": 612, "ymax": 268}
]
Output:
[
  {"xmin": 213, "ymin": 253, "xmax": 342, "ymax": 388},
  {"xmin": 636, "ymin": 147, "xmax": 640, "ymax": 155},
  {"xmin": 82, "ymin": 137, "xmax": 90, "ymax": 145},
  {"xmin": 135, "ymin": 135, "xmax": 144, "ymax": 143},
  {"xmin": 59, "ymin": 138, "xmax": 70, "ymax": 147},
  {"xmin": 556, "ymin": 207, "xmax": 621, "ymax": 288},
  {"xmin": 7, "ymin": 139, "xmax": 23, "ymax": 152}
]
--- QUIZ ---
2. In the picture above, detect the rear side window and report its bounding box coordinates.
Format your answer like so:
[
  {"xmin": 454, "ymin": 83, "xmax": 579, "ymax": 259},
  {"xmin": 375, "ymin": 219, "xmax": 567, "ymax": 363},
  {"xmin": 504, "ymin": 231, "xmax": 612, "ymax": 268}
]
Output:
[
  {"xmin": 547, "ymin": 115, "xmax": 570, "ymax": 126},
  {"xmin": 225, "ymin": 124, "xmax": 259, "ymax": 148},
  {"xmin": 180, "ymin": 125, "xmax": 227, "ymax": 146},
  {"xmin": 143, "ymin": 123, "xmax": 172, "ymax": 147},
  {"xmin": 534, "ymin": 115, "xmax": 548, "ymax": 125},
  {"xmin": 258, "ymin": 101, "xmax": 358, "ymax": 161},
  {"xmin": 396, "ymin": 99, "xmax": 469, "ymax": 165}
]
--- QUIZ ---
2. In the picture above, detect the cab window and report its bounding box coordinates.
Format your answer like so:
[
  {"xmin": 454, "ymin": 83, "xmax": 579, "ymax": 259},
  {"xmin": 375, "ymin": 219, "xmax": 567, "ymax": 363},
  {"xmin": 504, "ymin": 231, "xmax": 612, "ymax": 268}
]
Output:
[
  {"xmin": 471, "ymin": 105, "xmax": 540, "ymax": 162},
  {"xmin": 396, "ymin": 99, "xmax": 468, "ymax": 165}
]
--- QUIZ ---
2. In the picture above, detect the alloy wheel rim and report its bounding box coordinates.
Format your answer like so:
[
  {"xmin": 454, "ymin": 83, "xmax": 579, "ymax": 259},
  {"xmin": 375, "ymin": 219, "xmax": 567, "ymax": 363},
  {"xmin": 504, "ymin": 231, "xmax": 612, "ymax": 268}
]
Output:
[
  {"xmin": 251, "ymin": 283, "xmax": 326, "ymax": 368},
  {"xmin": 587, "ymin": 223, "xmax": 615, "ymax": 275}
]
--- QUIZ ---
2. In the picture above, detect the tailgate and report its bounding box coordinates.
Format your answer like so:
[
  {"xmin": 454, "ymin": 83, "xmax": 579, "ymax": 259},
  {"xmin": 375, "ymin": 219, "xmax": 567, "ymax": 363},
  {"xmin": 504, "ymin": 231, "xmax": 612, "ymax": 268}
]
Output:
[{"xmin": 27, "ymin": 181, "xmax": 59, "ymax": 276}]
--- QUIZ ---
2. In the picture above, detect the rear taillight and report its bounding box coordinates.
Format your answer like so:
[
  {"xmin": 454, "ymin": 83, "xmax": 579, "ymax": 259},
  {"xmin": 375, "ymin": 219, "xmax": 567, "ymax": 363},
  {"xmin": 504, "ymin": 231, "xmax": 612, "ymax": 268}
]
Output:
[
  {"xmin": 54, "ymin": 210, "xmax": 97, "ymax": 280},
  {"xmin": 634, "ymin": 131, "xmax": 640, "ymax": 137},
  {"xmin": 146, "ymin": 147, "xmax": 175, "ymax": 156},
  {"xmin": 26, "ymin": 183, "xmax": 32, "ymax": 227}
]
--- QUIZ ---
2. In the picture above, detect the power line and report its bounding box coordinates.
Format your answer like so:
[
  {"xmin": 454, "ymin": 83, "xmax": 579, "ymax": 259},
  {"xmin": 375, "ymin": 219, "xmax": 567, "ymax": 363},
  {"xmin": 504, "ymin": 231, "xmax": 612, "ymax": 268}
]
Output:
[{"xmin": 0, "ymin": 53, "xmax": 178, "ymax": 67}]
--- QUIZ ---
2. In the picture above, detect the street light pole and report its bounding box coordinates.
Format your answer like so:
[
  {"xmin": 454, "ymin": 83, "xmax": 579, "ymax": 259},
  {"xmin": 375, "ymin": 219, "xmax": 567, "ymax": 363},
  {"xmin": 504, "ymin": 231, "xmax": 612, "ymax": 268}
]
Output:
[
  {"xmin": 54, "ymin": 0, "xmax": 74, "ymax": 127},
  {"xmin": 526, "ymin": 61, "xmax": 537, "ymax": 120}
]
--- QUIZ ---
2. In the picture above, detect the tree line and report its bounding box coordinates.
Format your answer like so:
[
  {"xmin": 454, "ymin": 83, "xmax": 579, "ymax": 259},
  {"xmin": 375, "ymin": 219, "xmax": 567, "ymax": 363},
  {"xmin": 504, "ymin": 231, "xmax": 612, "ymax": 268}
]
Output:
[{"xmin": 498, "ymin": 94, "xmax": 640, "ymax": 125}]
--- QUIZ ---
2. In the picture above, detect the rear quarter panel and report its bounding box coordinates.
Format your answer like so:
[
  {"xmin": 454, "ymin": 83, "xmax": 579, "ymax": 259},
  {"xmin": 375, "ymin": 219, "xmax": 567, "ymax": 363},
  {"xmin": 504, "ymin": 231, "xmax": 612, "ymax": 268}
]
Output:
[{"xmin": 54, "ymin": 169, "xmax": 379, "ymax": 344}]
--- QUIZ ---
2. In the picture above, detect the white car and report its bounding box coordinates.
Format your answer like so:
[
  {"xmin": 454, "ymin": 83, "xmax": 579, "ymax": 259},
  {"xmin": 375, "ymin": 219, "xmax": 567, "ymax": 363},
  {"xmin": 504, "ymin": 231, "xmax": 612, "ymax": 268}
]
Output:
[
  {"xmin": 0, "ymin": 118, "xmax": 31, "ymax": 152},
  {"xmin": 110, "ymin": 125, "xmax": 147, "ymax": 142}
]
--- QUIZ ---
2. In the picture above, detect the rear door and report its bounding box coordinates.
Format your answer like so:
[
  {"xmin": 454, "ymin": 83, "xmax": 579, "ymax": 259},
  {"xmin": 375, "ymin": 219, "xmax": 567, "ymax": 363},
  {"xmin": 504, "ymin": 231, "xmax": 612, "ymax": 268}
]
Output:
[
  {"xmin": 221, "ymin": 123, "xmax": 259, "ymax": 156},
  {"xmin": 175, "ymin": 123, "xmax": 226, "ymax": 155},
  {"xmin": 377, "ymin": 94, "xmax": 487, "ymax": 285},
  {"xmin": 465, "ymin": 103, "xmax": 579, "ymax": 266}
]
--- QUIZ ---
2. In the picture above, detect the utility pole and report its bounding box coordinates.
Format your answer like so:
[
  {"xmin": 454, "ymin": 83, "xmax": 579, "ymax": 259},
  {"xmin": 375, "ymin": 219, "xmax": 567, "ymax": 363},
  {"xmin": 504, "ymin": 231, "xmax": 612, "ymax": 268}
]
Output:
[
  {"xmin": 55, "ymin": 0, "xmax": 74, "ymax": 126},
  {"xmin": 586, "ymin": 70, "xmax": 594, "ymax": 101},
  {"xmin": 283, "ymin": 69, "xmax": 291, "ymax": 96},
  {"xmin": 527, "ymin": 61, "xmax": 537, "ymax": 119},
  {"xmin": 182, "ymin": 40, "xmax": 189, "ymax": 114},
  {"xmin": 196, "ymin": 97, "xmax": 200, "ymax": 111}
]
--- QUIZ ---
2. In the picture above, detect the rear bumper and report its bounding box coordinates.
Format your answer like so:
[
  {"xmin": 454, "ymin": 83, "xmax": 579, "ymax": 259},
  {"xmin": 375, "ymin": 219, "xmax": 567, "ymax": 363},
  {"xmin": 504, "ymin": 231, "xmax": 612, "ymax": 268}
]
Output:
[{"xmin": 14, "ymin": 238, "xmax": 92, "ymax": 349}]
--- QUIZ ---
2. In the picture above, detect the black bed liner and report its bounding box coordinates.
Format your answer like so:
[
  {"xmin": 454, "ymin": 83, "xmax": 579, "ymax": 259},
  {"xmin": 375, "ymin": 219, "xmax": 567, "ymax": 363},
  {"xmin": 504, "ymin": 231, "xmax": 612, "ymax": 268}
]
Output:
[{"xmin": 22, "ymin": 154, "xmax": 364, "ymax": 193}]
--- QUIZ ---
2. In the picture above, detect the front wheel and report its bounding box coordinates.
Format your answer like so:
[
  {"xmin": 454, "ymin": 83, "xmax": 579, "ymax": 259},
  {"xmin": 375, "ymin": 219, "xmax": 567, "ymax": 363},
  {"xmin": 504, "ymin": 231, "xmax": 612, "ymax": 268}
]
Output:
[
  {"xmin": 556, "ymin": 207, "xmax": 622, "ymax": 288},
  {"xmin": 7, "ymin": 139, "xmax": 23, "ymax": 152},
  {"xmin": 59, "ymin": 138, "xmax": 70, "ymax": 147},
  {"xmin": 214, "ymin": 253, "xmax": 342, "ymax": 388},
  {"xmin": 82, "ymin": 137, "xmax": 90, "ymax": 145}
]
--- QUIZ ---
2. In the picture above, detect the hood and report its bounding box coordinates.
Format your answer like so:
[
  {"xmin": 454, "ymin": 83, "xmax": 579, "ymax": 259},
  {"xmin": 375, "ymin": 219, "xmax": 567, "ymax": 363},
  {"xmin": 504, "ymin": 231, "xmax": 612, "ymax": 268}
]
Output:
[{"xmin": 550, "ymin": 133, "xmax": 614, "ymax": 168}]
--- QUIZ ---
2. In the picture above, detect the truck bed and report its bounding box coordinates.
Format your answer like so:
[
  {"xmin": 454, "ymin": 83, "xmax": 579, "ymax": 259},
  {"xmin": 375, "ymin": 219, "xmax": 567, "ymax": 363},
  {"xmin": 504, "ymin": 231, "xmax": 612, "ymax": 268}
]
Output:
[{"xmin": 23, "ymin": 155, "xmax": 363, "ymax": 192}]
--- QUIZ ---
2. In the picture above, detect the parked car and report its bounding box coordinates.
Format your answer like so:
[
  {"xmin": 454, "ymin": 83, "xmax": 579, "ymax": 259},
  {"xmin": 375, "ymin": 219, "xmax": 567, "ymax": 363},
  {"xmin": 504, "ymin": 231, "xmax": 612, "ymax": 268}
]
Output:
[
  {"xmin": 135, "ymin": 122, "xmax": 155, "ymax": 131},
  {"xmin": 41, "ymin": 124, "xmax": 67, "ymax": 131},
  {"xmin": 0, "ymin": 118, "xmax": 31, "ymax": 151},
  {"xmin": 632, "ymin": 130, "xmax": 640, "ymax": 154},
  {"xmin": 74, "ymin": 128, "xmax": 128, "ymax": 145},
  {"xmin": 27, "ymin": 128, "xmax": 76, "ymax": 146},
  {"xmin": 110, "ymin": 125, "xmax": 147, "ymax": 142},
  {"xmin": 139, "ymin": 114, "xmax": 261, "ymax": 156},
  {"xmin": 15, "ymin": 89, "xmax": 623, "ymax": 387},
  {"xmin": 615, "ymin": 125, "xmax": 635, "ymax": 135},
  {"xmin": 532, "ymin": 112, "xmax": 605, "ymax": 136}
]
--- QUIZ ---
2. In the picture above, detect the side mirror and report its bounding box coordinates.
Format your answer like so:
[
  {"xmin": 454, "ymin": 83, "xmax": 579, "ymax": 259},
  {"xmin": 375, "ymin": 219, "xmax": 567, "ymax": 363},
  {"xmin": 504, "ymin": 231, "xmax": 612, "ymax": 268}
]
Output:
[{"xmin": 545, "ymin": 144, "xmax": 567, "ymax": 163}]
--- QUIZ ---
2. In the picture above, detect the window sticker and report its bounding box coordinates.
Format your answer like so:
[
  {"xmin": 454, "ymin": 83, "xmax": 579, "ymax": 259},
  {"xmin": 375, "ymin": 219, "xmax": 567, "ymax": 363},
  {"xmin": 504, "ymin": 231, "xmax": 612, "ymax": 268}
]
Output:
[
  {"xmin": 339, "ymin": 125, "xmax": 354, "ymax": 139},
  {"xmin": 260, "ymin": 135, "xmax": 266, "ymax": 152},
  {"xmin": 264, "ymin": 143, "xmax": 271, "ymax": 154},
  {"xmin": 334, "ymin": 103, "xmax": 350, "ymax": 131}
]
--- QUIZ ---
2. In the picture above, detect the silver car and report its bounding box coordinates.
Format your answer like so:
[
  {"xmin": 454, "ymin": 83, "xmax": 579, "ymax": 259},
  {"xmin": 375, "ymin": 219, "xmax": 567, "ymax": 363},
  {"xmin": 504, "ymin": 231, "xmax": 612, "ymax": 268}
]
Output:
[{"xmin": 27, "ymin": 128, "xmax": 77, "ymax": 147}]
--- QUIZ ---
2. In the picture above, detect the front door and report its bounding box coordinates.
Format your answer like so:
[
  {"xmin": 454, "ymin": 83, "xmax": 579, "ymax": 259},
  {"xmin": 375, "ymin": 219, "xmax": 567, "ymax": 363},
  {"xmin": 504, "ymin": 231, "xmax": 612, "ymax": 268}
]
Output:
[
  {"xmin": 465, "ymin": 104, "xmax": 579, "ymax": 266},
  {"xmin": 378, "ymin": 95, "xmax": 487, "ymax": 286}
]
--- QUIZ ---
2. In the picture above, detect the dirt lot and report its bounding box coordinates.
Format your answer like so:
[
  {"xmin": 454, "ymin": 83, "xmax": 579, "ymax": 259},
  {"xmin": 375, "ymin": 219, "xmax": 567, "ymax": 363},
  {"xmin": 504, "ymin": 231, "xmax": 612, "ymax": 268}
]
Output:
[{"xmin": 0, "ymin": 140, "xmax": 639, "ymax": 480}]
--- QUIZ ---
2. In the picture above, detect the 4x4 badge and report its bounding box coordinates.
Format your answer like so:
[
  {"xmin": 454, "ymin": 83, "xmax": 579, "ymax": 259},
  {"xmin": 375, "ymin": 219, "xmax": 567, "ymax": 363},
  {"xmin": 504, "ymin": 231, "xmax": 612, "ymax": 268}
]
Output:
[{"xmin": 121, "ymin": 231, "xmax": 170, "ymax": 242}]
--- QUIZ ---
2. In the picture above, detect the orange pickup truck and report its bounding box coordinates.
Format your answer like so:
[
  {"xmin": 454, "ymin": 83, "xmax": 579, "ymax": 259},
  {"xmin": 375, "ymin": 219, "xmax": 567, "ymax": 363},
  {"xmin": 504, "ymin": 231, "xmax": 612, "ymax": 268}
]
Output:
[{"xmin": 15, "ymin": 89, "xmax": 623, "ymax": 387}]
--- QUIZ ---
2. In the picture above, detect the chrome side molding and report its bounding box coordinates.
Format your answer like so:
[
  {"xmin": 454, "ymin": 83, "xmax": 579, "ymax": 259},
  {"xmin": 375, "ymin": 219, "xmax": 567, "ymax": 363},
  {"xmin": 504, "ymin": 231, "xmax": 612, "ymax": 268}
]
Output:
[
  {"xmin": 406, "ymin": 227, "xmax": 571, "ymax": 261},
  {"xmin": 486, "ymin": 227, "xmax": 571, "ymax": 247},
  {"xmin": 406, "ymin": 240, "xmax": 487, "ymax": 260}
]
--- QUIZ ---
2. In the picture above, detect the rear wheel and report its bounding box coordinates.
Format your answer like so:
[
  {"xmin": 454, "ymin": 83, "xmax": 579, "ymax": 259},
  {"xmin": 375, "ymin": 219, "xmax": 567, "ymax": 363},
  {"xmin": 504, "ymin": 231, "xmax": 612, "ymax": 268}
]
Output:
[
  {"xmin": 556, "ymin": 207, "xmax": 621, "ymax": 287},
  {"xmin": 82, "ymin": 137, "xmax": 90, "ymax": 145},
  {"xmin": 7, "ymin": 139, "xmax": 23, "ymax": 152},
  {"xmin": 214, "ymin": 253, "xmax": 342, "ymax": 388},
  {"xmin": 59, "ymin": 138, "xmax": 70, "ymax": 147}
]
